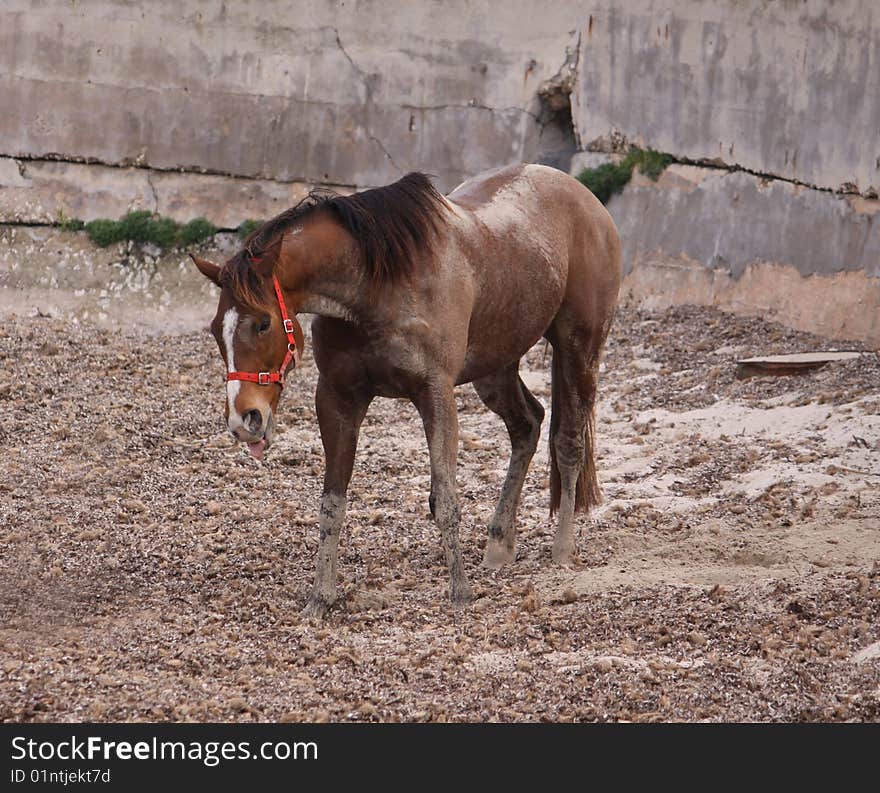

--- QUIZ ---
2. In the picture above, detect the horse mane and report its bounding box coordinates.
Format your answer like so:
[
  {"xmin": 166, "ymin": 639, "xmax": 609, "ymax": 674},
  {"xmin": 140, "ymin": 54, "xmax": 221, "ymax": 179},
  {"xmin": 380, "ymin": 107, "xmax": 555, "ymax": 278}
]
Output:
[{"xmin": 220, "ymin": 172, "xmax": 449, "ymax": 309}]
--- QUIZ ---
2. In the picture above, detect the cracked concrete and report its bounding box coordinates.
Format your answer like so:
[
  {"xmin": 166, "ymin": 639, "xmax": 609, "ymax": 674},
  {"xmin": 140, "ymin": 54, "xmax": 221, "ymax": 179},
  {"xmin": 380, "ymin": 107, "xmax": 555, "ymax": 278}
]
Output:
[
  {"xmin": 333, "ymin": 28, "xmax": 405, "ymax": 174},
  {"xmin": 3, "ymin": 2, "xmax": 875, "ymax": 193},
  {"xmin": 333, "ymin": 28, "xmax": 372, "ymax": 97},
  {"xmin": 576, "ymin": 147, "xmax": 858, "ymax": 198},
  {"xmin": 0, "ymin": 156, "xmax": 350, "ymax": 228},
  {"xmin": 0, "ymin": 1, "xmax": 877, "ymax": 342},
  {"xmin": 0, "ymin": 1, "xmax": 579, "ymax": 190},
  {"xmin": 367, "ymin": 135, "xmax": 403, "ymax": 173},
  {"xmin": 605, "ymin": 164, "xmax": 880, "ymax": 344},
  {"xmin": 575, "ymin": 0, "xmax": 879, "ymax": 197},
  {"xmin": 614, "ymin": 165, "xmax": 880, "ymax": 282},
  {"xmin": 145, "ymin": 173, "xmax": 159, "ymax": 217}
]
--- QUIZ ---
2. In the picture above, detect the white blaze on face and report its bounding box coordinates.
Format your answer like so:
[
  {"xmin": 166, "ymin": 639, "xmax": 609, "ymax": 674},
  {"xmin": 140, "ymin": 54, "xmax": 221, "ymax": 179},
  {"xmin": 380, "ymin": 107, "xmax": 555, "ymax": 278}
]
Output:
[{"xmin": 222, "ymin": 307, "xmax": 243, "ymax": 430}]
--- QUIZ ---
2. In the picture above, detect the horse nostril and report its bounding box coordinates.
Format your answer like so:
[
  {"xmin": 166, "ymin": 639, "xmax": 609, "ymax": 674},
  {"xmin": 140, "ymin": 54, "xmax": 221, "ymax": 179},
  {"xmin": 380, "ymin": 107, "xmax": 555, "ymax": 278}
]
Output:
[{"xmin": 243, "ymin": 409, "xmax": 263, "ymax": 434}]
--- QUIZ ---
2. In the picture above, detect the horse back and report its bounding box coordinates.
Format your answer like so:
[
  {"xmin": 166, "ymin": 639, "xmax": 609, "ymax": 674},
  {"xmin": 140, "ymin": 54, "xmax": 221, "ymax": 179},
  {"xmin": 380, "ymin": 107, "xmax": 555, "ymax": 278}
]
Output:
[{"xmin": 446, "ymin": 164, "xmax": 621, "ymax": 381}]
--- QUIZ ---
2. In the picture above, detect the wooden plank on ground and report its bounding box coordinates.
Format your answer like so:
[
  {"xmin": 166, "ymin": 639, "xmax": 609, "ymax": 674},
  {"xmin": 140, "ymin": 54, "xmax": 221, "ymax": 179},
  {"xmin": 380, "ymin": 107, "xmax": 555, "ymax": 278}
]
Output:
[{"xmin": 735, "ymin": 351, "xmax": 862, "ymax": 379}]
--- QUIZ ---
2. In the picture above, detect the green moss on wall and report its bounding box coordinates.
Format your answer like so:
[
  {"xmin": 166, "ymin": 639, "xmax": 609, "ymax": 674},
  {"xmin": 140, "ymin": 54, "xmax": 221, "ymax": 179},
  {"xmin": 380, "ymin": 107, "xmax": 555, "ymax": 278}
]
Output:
[
  {"xmin": 236, "ymin": 219, "xmax": 264, "ymax": 241},
  {"xmin": 76, "ymin": 211, "xmax": 218, "ymax": 249},
  {"xmin": 576, "ymin": 148, "xmax": 674, "ymax": 204}
]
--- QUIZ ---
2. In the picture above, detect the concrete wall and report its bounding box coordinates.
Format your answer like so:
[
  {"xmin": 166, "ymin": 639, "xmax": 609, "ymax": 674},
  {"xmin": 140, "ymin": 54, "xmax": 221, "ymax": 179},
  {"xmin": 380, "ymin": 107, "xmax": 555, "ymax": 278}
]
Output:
[
  {"xmin": 575, "ymin": 0, "xmax": 880, "ymax": 195},
  {"xmin": 1, "ymin": 1, "xmax": 878, "ymax": 341},
  {"xmin": 0, "ymin": 156, "xmax": 337, "ymax": 227},
  {"xmin": 607, "ymin": 165, "xmax": 880, "ymax": 343},
  {"xmin": 617, "ymin": 166, "xmax": 880, "ymax": 280},
  {"xmin": 4, "ymin": 0, "xmax": 875, "ymax": 195},
  {"xmin": 0, "ymin": 0, "xmax": 581, "ymax": 192}
]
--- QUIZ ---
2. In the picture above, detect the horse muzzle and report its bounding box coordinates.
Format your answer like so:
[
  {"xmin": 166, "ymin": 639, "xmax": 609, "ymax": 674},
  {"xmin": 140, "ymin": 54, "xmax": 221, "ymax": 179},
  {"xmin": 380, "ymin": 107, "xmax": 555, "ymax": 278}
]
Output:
[{"xmin": 229, "ymin": 409, "xmax": 275, "ymax": 459}]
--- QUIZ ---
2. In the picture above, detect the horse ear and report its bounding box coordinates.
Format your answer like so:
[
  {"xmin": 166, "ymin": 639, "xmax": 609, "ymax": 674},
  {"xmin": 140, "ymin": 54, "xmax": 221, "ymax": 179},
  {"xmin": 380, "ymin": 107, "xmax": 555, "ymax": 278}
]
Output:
[
  {"xmin": 248, "ymin": 254, "xmax": 276, "ymax": 279},
  {"xmin": 190, "ymin": 254, "xmax": 221, "ymax": 286},
  {"xmin": 247, "ymin": 238, "xmax": 286, "ymax": 278}
]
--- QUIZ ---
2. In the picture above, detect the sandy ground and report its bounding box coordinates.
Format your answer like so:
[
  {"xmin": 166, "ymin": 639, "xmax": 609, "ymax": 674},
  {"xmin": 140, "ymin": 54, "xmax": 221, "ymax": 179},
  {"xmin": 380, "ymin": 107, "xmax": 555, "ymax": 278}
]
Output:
[{"xmin": 0, "ymin": 301, "xmax": 878, "ymax": 722}]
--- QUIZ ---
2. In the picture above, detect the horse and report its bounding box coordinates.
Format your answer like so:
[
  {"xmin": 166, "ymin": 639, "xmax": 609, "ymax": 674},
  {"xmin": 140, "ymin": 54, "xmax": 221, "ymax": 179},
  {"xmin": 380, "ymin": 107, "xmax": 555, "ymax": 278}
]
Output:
[{"xmin": 192, "ymin": 164, "xmax": 621, "ymax": 618}]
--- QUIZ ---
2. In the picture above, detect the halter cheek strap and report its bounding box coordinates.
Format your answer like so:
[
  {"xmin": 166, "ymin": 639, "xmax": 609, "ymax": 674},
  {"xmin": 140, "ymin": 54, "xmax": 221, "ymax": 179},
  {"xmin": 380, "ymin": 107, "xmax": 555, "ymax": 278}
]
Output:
[{"xmin": 226, "ymin": 275, "xmax": 299, "ymax": 389}]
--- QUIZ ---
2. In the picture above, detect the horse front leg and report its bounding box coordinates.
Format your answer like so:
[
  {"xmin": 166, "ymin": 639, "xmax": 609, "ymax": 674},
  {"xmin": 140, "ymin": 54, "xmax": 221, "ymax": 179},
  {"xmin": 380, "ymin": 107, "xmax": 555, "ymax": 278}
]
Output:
[
  {"xmin": 413, "ymin": 379, "xmax": 472, "ymax": 606},
  {"xmin": 301, "ymin": 376, "xmax": 372, "ymax": 620}
]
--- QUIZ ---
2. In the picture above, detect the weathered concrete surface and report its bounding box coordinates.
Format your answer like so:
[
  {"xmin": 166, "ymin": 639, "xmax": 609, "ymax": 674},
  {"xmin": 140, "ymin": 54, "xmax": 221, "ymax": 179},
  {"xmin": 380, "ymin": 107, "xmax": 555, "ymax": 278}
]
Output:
[
  {"xmin": 151, "ymin": 172, "xmax": 342, "ymax": 229},
  {"xmin": 621, "ymin": 256, "xmax": 880, "ymax": 346},
  {"xmin": 0, "ymin": 0, "xmax": 580, "ymax": 192},
  {"xmin": 0, "ymin": 157, "xmax": 346, "ymax": 227},
  {"xmin": 575, "ymin": 1, "xmax": 880, "ymax": 195},
  {"xmin": 0, "ymin": 225, "xmax": 226, "ymax": 331},
  {"xmin": 4, "ymin": 1, "xmax": 875, "ymax": 194},
  {"xmin": 612, "ymin": 165, "xmax": 880, "ymax": 280},
  {"xmin": 1, "ymin": 0, "xmax": 878, "ymax": 342},
  {"xmin": 0, "ymin": 158, "xmax": 154, "ymax": 224},
  {"xmin": 609, "ymin": 165, "xmax": 880, "ymax": 344}
]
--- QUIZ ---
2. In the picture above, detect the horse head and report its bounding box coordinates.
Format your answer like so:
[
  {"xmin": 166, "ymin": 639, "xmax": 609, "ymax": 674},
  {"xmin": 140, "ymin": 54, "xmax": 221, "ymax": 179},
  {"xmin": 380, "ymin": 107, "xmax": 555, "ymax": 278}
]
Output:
[{"xmin": 192, "ymin": 252, "xmax": 305, "ymax": 460}]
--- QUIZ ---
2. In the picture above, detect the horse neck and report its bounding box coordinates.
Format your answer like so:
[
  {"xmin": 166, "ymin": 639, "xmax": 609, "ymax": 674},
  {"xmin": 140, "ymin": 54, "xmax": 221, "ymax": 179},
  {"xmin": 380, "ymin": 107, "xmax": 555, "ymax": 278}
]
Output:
[{"xmin": 279, "ymin": 222, "xmax": 364, "ymax": 323}]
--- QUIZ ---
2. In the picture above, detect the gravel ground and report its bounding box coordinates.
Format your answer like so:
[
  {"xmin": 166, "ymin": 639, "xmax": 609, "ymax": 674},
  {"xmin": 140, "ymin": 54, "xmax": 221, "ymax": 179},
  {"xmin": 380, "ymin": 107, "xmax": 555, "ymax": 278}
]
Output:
[{"xmin": 0, "ymin": 303, "xmax": 878, "ymax": 722}]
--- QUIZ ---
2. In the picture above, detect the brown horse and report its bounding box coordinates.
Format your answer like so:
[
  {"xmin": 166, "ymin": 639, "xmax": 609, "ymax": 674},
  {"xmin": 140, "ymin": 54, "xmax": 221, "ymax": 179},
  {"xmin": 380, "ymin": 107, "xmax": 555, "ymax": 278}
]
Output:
[{"xmin": 192, "ymin": 164, "xmax": 621, "ymax": 618}]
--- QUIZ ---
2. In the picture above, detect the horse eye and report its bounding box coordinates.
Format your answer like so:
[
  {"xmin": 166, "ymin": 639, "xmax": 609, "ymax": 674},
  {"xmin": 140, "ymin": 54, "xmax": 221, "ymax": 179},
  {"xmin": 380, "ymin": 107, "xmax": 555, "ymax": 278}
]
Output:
[{"xmin": 257, "ymin": 316, "xmax": 271, "ymax": 334}]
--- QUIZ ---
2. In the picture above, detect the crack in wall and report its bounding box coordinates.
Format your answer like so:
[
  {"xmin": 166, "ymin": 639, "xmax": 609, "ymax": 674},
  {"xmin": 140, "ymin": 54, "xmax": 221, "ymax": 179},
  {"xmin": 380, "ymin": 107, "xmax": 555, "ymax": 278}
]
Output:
[
  {"xmin": 5, "ymin": 146, "xmax": 865, "ymax": 214},
  {"xmin": 0, "ymin": 219, "xmax": 61, "ymax": 230},
  {"xmin": 333, "ymin": 29, "xmax": 372, "ymax": 98},
  {"xmin": 145, "ymin": 172, "xmax": 159, "ymax": 214},
  {"xmin": 583, "ymin": 140, "xmax": 874, "ymax": 198},
  {"xmin": 333, "ymin": 27, "xmax": 403, "ymax": 173},
  {"xmin": 401, "ymin": 101, "xmax": 541, "ymax": 125},
  {"xmin": 660, "ymin": 154, "xmax": 851, "ymax": 196},
  {"xmin": 537, "ymin": 38, "xmax": 580, "ymax": 113},
  {"xmin": 529, "ymin": 38, "xmax": 582, "ymax": 170},
  {"xmin": 2, "ymin": 152, "xmax": 358, "ymax": 190},
  {"xmin": 367, "ymin": 135, "xmax": 402, "ymax": 172},
  {"xmin": 332, "ymin": 27, "xmax": 549, "ymax": 172},
  {"xmin": 0, "ymin": 217, "xmax": 243, "ymax": 235},
  {"xmin": 568, "ymin": 32, "xmax": 583, "ymax": 150}
]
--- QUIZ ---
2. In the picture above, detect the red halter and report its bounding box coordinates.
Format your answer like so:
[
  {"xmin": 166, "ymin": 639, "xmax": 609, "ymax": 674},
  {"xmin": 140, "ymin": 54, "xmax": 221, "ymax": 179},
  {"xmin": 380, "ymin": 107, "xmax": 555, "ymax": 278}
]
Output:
[{"xmin": 226, "ymin": 275, "xmax": 299, "ymax": 389}]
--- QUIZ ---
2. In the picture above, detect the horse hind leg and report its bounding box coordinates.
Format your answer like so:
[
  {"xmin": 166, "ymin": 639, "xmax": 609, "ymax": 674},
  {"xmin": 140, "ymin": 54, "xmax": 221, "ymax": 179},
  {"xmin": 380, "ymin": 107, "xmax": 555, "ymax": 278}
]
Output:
[
  {"xmin": 473, "ymin": 363, "xmax": 545, "ymax": 568},
  {"xmin": 548, "ymin": 324, "xmax": 605, "ymax": 565}
]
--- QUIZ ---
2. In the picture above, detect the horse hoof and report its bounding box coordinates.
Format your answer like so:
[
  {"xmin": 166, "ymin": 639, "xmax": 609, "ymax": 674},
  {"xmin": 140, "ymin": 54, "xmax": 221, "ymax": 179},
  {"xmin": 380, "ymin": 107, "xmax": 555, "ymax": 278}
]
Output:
[
  {"xmin": 483, "ymin": 540, "xmax": 515, "ymax": 569},
  {"xmin": 300, "ymin": 597, "xmax": 331, "ymax": 621},
  {"xmin": 551, "ymin": 545, "xmax": 578, "ymax": 568},
  {"xmin": 451, "ymin": 582, "xmax": 473, "ymax": 607}
]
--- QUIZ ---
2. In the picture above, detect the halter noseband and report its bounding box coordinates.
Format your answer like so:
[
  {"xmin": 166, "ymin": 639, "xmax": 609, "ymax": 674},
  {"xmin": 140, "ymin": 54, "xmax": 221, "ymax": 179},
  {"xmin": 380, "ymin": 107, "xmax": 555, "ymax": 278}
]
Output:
[{"xmin": 226, "ymin": 275, "xmax": 299, "ymax": 389}]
